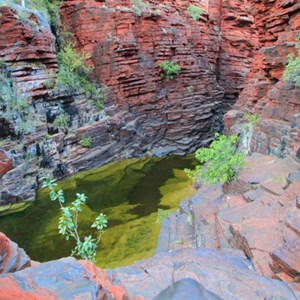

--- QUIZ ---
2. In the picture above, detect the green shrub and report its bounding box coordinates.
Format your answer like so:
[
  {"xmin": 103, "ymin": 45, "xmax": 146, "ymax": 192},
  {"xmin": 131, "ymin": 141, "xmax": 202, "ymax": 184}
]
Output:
[
  {"xmin": 242, "ymin": 112, "xmax": 259, "ymax": 130},
  {"xmin": 185, "ymin": 133, "xmax": 246, "ymax": 184},
  {"xmin": 159, "ymin": 61, "xmax": 181, "ymax": 80},
  {"xmin": 52, "ymin": 113, "xmax": 70, "ymax": 129},
  {"xmin": 131, "ymin": 0, "xmax": 149, "ymax": 17},
  {"xmin": 55, "ymin": 42, "xmax": 104, "ymax": 111},
  {"xmin": 188, "ymin": 5, "xmax": 203, "ymax": 21},
  {"xmin": 79, "ymin": 136, "xmax": 92, "ymax": 148},
  {"xmin": 56, "ymin": 42, "xmax": 92, "ymax": 91},
  {"xmin": 42, "ymin": 177, "xmax": 108, "ymax": 261},
  {"xmin": 284, "ymin": 35, "xmax": 300, "ymax": 88},
  {"xmin": 0, "ymin": 67, "xmax": 34, "ymax": 136}
]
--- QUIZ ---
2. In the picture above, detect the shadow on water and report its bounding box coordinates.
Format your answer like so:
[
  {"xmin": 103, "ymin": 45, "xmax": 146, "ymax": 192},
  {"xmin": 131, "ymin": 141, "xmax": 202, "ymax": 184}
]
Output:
[{"xmin": 0, "ymin": 155, "xmax": 196, "ymax": 268}]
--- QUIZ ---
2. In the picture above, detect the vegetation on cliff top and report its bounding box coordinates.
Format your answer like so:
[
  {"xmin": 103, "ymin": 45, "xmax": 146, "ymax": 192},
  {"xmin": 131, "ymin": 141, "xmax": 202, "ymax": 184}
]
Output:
[{"xmin": 0, "ymin": 0, "xmax": 63, "ymax": 27}]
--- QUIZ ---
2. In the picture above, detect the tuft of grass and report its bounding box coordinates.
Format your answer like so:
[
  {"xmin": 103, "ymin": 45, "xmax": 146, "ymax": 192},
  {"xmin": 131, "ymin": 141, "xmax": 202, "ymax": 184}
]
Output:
[
  {"xmin": 52, "ymin": 113, "xmax": 70, "ymax": 129},
  {"xmin": 159, "ymin": 61, "xmax": 181, "ymax": 80},
  {"xmin": 78, "ymin": 136, "xmax": 92, "ymax": 148}
]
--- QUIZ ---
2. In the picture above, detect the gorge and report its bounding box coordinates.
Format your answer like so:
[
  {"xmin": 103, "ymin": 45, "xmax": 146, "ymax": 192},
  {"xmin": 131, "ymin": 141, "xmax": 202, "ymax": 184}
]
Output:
[{"xmin": 0, "ymin": 0, "xmax": 299, "ymax": 299}]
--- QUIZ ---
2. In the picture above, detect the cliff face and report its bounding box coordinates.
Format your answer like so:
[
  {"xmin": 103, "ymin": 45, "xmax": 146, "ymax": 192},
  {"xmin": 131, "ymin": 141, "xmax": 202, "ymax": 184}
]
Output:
[
  {"xmin": 0, "ymin": 0, "xmax": 257, "ymax": 205},
  {"xmin": 60, "ymin": 0, "xmax": 256, "ymax": 152},
  {"xmin": 225, "ymin": 0, "xmax": 300, "ymax": 159}
]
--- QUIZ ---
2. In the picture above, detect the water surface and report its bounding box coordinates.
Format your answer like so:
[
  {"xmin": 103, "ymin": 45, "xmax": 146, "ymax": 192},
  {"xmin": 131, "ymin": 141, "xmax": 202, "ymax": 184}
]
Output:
[{"xmin": 0, "ymin": 156, "xmax": 196, "ymax": 268}]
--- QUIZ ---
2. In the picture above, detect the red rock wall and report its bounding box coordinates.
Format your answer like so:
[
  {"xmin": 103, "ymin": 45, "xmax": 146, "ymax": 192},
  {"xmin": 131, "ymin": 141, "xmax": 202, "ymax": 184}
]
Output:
[
  {"xmin": 0, "ymin": 0, "xmax": 258, "ymax": 205},
  {"xmin": 60, "ymin": 0, "xmax": 256, "ymax": 153},
  {"xmin": 225, "ymin": 0, "xmax": 300, "ymax": 159},
  {"xmin": 0, "ymin": 7, "xmax": 57, "ymax": 99}
]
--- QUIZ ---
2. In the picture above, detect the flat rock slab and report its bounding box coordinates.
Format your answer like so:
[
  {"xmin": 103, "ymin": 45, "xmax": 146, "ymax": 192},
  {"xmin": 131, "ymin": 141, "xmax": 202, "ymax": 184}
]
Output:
[
  {"xmin": 107, "ymin": 248, "xmax": 296, "ymax": 300},
  {"xmin": 0, "ymin": 257, "xmax": 127, "ymax": 300}
]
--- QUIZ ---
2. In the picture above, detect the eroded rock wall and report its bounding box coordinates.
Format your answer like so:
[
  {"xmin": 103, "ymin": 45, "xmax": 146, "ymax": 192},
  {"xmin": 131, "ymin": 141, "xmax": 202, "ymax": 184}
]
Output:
[
  {"xmin": 225, "ymin": 0, "xmax": 300, "ymax": 159},
  {"xmin": 0, "ymin": 0, "xmax": 257, "ymax": 206},
  {"xmin": 60, "ymin": 0, "xmax": 256, "ymax": 151}
]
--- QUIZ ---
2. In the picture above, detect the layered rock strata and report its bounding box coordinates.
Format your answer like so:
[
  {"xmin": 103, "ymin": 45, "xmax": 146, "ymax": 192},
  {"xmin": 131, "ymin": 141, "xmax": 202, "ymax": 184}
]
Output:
[
  {"xmin": 225, "ymin": 0, "xmax": 300, "ymax": 159},
  {"xmin": 0, "ymin": 0, "xmax": 257, "ymax": 206}
]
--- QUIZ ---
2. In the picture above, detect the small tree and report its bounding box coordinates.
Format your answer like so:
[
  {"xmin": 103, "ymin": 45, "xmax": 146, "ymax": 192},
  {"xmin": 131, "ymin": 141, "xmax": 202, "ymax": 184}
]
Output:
[
  {"xmin": 42, "ymin": 177, "xmax": 108, "ymax": 261},
  {"xmin": 185, "ymin": 133, "xmax": 246, "ymax": 184}
]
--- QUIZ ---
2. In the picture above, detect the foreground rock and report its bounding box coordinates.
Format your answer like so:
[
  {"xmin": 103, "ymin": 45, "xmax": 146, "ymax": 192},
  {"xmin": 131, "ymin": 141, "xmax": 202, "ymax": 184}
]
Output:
[
  {"xmin": 0, "ymin": 243, "xmax": 296, "ymax": 299},
  {"xmin": 0, "ymin": 232, "xmax": 30, "ymax": 274},
  {"xmin": 0, "ymin": 152, "xmax": 299, "ymax": 299},
  {"xmin": 107, "ymin": 248, "xmax": 296, "ymax": 299},
  {"xmin": 157, "ymin": 153, "xmax": 300, "ymax": 296}
]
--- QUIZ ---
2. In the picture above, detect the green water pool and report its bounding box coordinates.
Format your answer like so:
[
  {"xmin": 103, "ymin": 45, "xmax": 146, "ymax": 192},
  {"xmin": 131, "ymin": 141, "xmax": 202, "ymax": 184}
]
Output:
[{"xmin": 0, "ymin": 155, "xmax": 196, "ymax": 268}]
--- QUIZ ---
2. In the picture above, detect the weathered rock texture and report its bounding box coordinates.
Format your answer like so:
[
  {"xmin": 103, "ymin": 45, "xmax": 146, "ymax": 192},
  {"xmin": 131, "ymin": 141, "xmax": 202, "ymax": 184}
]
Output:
[
  {"xmin": 0, "ymin": 0, "xmax": 258, "ymax": 206},
  {"xmin": 0, "ymin": 233, "xmax": 297, "ymax": 299},
  {"xmin": 157, "ymin": 153, "xmax": 300, "ymax": 296},
  {"xmin": 224, "ymin": 0, "xmax": 300, "ymax": 159},
  {"xmin": 0, "ymin": 232, "xmax": 30, "ymax": 274},
  {"xmin": 60, "ymin": 0, "xmax": 256, "ymax": 152}
]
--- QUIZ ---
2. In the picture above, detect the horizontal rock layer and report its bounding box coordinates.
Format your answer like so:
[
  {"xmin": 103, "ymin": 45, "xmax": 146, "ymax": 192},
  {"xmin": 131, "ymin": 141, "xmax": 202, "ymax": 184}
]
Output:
[
  {"xmin": 0, "ymin": 0, "xmax": 257, "ymax": 206},
  {"xmin": 224, "ymin": 0, "xmax": 300, "ymax": 159}
]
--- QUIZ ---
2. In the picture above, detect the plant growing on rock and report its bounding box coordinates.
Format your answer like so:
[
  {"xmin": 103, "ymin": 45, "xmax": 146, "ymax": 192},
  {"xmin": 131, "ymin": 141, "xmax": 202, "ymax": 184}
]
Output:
[
  {"xmin": 187, "ymin": 5, "xmax": 203, "ymax": 21},
  {"xmin": 284, "ymin": 35, "xmax": 300, "ymax": 88},
  {"xmin": 242, "ymin": 112, "xmax": 259, "ymax": 131},
  {"xmin": 159, "ymin": 61, "xmax": 181, "ymax": 80},
  {"xmin": 42, "ymin": 177, "xmax": 108, "ymax": 261},
  {"xmin": 79, "ymin": 136, "xmax": 92, "ymax": 148},
  {"xmin": 55, "ymin": 42, "xmax": 105, "ymax": 111},
  {"xmin": 0, "ymin": 67, "xmax": 34, "ymax": 136},
  {"xmin": 185, "ymin": 133, "xmax": 246, "ymax": 184},
  {"xmin": 2, "ymin": 0, "xmax": 63, "ymax": 28},
  {"xmin": 52, "ymin": 113, "xmax": 70, "ymax": 130},
  {"xmin": 55, "ymin": 42, "xmax": 92, "ymax": 92}
]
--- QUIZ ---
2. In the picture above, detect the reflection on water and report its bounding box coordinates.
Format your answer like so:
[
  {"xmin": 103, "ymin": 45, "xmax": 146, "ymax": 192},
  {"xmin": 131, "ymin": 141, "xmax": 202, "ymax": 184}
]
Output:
[{"xmin": 0, "ymin": 156, "xmax": 196, "ymax": 268}]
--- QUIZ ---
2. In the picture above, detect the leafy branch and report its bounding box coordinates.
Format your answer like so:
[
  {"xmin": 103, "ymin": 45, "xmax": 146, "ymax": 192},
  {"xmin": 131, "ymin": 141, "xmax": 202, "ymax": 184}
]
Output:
[
  {"xmin": 185, "ymin": 133, "xmax": 245, "ymax": 184},
  {"xmin": 42, "ymin": 177, "xmax": 108, "ymax": 261}
]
